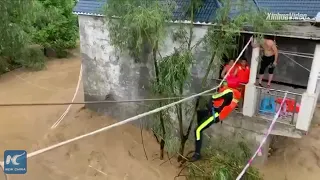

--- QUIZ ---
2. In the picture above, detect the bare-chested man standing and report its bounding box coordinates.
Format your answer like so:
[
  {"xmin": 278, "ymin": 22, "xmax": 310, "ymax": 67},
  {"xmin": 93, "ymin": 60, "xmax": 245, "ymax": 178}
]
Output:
[{"xmin": 252, "ymin": 36, "xmax": 278, "ymax": 88}]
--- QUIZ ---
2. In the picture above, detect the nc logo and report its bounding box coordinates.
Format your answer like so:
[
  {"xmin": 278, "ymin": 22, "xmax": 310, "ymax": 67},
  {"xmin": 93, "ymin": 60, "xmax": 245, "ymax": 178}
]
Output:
[
  {"xmin": 5, "ymin": 151, "xmax": 26, "ymax": 165},
  {"xmin": 3, "ymin": 150, "xmax": 27, "ymax": 174}
]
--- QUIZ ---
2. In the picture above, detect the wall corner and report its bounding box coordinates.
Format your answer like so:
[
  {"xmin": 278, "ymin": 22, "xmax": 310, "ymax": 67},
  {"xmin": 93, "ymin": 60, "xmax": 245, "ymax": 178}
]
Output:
[
  {"xmin": 242, "ymin": 83, "xmax": 257, "ymax": 117},
  {"xmin": 296, "ymin": 92, "xmax": 317, "ymax": 131}
]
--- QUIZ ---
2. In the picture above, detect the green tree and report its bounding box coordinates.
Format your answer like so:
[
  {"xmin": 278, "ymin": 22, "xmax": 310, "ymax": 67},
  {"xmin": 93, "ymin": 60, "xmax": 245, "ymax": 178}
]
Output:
[
  {"xmin": 0, "ymin": 0, "xmax": 46, "ymax": 73},
  {"xmin": 153, "ymin": 0, "xmax": 206, "ymax": 162},
  {"xmin": 32, "ymin": 0, "xmax": 78, "ymax": 58},
  {"xmin": 104, "ymin": 0, "xmax": 175, "ymax": 159}
]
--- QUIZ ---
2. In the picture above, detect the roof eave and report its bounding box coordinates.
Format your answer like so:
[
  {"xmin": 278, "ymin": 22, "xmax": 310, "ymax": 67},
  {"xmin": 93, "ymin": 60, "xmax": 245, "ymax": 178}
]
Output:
[
  {"xmin": 73, "ymin": 12, "xmax": 320, "ymax": 40},
  {"xmin": 73, "ymin": 11, "xmax": 216, "ymax": 25},
  {"xmin": 73, "ymin": 11, "xmax": 104, "ymax": 17}
]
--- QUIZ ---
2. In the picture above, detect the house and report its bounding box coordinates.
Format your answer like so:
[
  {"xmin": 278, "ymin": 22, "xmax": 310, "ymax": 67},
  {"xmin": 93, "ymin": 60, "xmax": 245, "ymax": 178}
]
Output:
[{"xmin": 73, "ymin": 0, "xmax": 320, "ymax": 164}]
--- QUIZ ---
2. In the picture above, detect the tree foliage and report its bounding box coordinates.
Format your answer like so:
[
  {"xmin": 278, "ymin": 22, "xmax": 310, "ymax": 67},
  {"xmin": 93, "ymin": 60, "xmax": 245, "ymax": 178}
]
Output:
[
  {"xmin": 155, "ymin": 50, "xmax": 193, "ymax": 96},
  {"xmin": 104, "ymin": 0, "xmax": 178, "ymax": 159},
  {"xmin": 0, "ymin": 0, "xmax": 38, "ymax": 72},
  {"xmin": 188, "ymin": 137, "xmax": 262, "ymax": 180},
  {"xmin": 0, "ymin": 0, "xmax": 79, "ymax": 73},
  {"xmin": 32, "ymin": 0, "xmax": 78, "ymax": 58},
  {"xmin": 104, "ymin": 0, "xmax": 175, "ymax": 62}
]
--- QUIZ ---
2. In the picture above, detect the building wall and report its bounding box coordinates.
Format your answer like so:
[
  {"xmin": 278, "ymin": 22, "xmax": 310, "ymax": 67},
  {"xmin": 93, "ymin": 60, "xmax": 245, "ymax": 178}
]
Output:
[
  {"xmin": 78, "ymin": 15, "xmax": 153, "ymax": 125},
  {"xmin": 242, "ymin": 34, "xmax": 315, "ymax": 87},
  {"xmin": 275, "ymin": 37, "xmax": 315, "ymax": 87},
  {"xmin": 78, "ymin": 15, "xmax": 216, "ymax": 124}
]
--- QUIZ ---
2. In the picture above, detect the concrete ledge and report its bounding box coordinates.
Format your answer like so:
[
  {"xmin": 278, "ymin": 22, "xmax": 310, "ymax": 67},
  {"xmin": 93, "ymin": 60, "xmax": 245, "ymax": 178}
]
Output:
[{"xmin": 228, "ymin": 112, "xmax": 302, "ymax": 138}]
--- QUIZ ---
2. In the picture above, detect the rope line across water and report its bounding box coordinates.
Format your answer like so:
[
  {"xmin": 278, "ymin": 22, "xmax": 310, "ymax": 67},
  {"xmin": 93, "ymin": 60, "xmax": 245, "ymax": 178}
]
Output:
[
  {"xmin": 0, "ymin": 95, "xmax": 215, "ymax": 107},
  {"xmin": 0, "ymin": 37, "xmax": 252, "ymax": 174},
  {"xmin": 235, "ymin": 92, "xmax": 288, "ymax": 180},
  {"xmin": 51, "ymin": 64, "xmax": 83, "ymax": 129}
]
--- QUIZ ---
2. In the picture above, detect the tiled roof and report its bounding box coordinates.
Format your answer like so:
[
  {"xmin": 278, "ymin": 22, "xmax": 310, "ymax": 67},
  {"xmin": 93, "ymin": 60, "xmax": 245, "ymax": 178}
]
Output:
[
  {"xmin": 228, "ymin": 0, "xmax": 259, "ymax": 19},
  {"xmin": 73, "ymin": 0, "xmax": 320, "ymax": 23},
  {"xmin": 73, "ymin": 0, "xmax": 220, "ymax": 23},
  {"xmin": 73, "ymin": 0, "xmax": 106, "ymax": 16},
  {"xmin": 193, "ymin": 0, "xmax": 220, "ymax": 23},
  {"xmin": 256, "ymin": 0, "xmax": 320, "ymax": 18}
]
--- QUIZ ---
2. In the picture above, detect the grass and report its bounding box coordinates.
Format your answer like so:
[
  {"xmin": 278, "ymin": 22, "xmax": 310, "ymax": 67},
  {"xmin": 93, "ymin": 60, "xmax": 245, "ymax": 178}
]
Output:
[{"xmin": 187, "ymin": 136, "xmax": 263, "ymax": 180}]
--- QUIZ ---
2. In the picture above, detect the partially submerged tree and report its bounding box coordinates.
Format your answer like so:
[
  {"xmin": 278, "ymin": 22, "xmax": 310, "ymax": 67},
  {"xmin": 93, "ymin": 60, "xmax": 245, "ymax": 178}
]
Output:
[
  {"xmin": 0, "ymin": 0, "xmax": 79, "ymax": 73},
  {"xmin": 187, "ymin": 136, "xmax": 262, "ymax": 179},
  {"xmin": 32, "ymin": 0, "xmax": 78, "ymax": 58},
  {"xmin": 155, "ymin": 0, "xmax": 207, "ymax": 161},
  {"xmin": 104, "ymin": 0, "xmax": 176, "ymax": 159},
  {"xmin": 0, "ymin": 0, "xmax": 46, "ymax": 72}
]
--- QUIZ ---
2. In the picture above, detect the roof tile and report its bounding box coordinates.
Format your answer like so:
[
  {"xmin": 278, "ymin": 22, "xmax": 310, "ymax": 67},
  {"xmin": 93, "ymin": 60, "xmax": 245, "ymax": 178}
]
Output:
[
  {"xmin": 73, "ymin": 0, "xmax": 320, "ymax": 21},
  {"xmin": 256, "ymin": 0, "xmax": 320, "ymax": 17},
  {"xmin": 73, "ymin": 0, "xmax": 220, "ymax": 23}
]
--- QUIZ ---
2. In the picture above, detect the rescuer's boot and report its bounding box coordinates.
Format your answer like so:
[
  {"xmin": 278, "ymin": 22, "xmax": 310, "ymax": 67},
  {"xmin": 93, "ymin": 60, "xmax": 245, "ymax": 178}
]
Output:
[{"xmin": 189, "ymin": 140, "xmax": 202, "ymax": 162}]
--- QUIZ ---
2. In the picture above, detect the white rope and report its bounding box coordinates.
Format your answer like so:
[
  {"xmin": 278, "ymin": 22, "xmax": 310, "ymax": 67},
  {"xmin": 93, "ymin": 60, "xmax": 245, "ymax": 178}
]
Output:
[
  {"xmin": 51, "ymin": 64, "xmax": 83, "ymax": 129},
  {"xmin": 88, "ymin": 165, "xmax": 108, "ymax": 176},
  {"xmin": 14, "ymin": 73, "xmax": 56, "ymax": 91},
  {"xmin": 236, "ymin": 92, "xmax": 288, "ymax": 180},
  {"xmin": 278, "ymin": 51, "xmax": 313, "ymax": 59},
  {"xmin": 280, "ymin": 53, "xmax": 311, "ymax": 72},
  {"xmin": 279, "ymin": 50, "xmax": 314, "ymax": 56},
  {"xmin": 0, "ymin": 37, "xmax": 251, "ymax": 162},
  {"xmin": 11, "ymin": 66, "xmax": 214, "ymax": 99}
]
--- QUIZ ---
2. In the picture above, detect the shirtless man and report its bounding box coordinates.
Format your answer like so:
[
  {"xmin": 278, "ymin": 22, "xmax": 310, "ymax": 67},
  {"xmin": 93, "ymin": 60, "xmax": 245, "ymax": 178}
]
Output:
[{"xmin": 252, "ymin": 36, "xmax": 278, "ymax": 88}]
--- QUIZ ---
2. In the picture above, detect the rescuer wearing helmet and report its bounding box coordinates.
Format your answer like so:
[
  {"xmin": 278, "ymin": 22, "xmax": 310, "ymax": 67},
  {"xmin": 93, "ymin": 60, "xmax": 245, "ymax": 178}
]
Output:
[{"xmin": 189, "ymin": 81, "xmax": 241, "ymax": 162}]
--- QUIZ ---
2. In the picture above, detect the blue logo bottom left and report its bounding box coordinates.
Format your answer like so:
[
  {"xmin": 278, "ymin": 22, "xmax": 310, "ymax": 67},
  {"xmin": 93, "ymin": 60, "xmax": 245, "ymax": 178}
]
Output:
[{"xmin": 3, "ymin": 150, "xmax": 27, "ymax": 174}]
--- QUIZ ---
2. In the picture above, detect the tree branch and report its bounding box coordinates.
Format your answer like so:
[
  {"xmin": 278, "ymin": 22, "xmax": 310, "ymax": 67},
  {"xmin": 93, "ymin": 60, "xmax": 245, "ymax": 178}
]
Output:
[{"xmin": 140, "ymin": 120, "xmax": 148, "ymax": 160}]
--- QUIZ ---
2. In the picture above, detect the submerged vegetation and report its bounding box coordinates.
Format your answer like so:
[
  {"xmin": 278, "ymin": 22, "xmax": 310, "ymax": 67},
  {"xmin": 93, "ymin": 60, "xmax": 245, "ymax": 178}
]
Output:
[
  {"xmin": 0, "ymin": 0, "xmax": 78, "ymax": 73},
  {"xmin": 187, "ymin": 137, "xmax": 262, "ymax": 180}
]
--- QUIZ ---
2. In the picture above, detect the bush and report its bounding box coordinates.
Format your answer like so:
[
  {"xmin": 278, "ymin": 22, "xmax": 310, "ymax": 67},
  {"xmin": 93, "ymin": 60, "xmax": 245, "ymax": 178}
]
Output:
[
  {"xmin": 187, "ymin": 137, "xmax": 262, "ymax": 180},
  {"xmin": 0, "ymin": 58, "xmax": 10, "ymax": 74},
  {"xmin": 32, "ymin": 0, "xmax": 78, "ymax": 58},
  {"xmin": 17, "ymin": 46, "xmax": 46, "ymax": 70}
]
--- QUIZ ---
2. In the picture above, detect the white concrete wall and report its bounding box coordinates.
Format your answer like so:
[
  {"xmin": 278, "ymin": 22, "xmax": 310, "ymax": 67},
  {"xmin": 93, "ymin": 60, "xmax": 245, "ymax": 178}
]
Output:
[
  {"xmin": 78, "ymin": 15, "xmax": 155, "ymax": 122},
  {"xmin": 296, "ymin": 44, "xmax": 320, "ymax": 131},
  {"xmin": 243, "ymin": 42, "xmax": 259, "ymax": 117},
  {"xmin": 316, "ymin": 73, "xmax": 320, "ymax": 103},
  {"xmin": 78, "ymin": 15, "xmax": 215, "ymax": 123}
]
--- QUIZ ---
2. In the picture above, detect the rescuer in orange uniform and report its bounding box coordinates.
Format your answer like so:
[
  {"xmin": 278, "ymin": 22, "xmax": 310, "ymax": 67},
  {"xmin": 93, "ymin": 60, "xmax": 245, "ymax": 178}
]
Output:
[
  {"xmin": 190, "ymin": 81, "xmax": 241, "ymax": 162},
  {"xmin": 234, "ymin": 58, "xmax": 250, "ymax": 84},
  {"xmin": 221, "ymin": 59, "xmax": 236, "ymax": 79},
  {"xmin": 234, "ymin": 58, "xmax": 250, "ymax": 102}
]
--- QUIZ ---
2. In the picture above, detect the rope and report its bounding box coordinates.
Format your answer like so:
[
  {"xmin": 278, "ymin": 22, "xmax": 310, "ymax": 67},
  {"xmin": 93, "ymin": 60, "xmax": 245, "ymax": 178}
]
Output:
[
  {"xmin": 0, "ymin": 36, "xmax": 253, "ymax": 164},
  {"xmin": 280, "ymin": 53, "xmax": 310, "ymax": 72},
  {"xmin": 12, "ymin": 67, "xmax": 114, "ymax": 97},
  {"xmin": 236, "ymin": 92, "xmax": 288, "ymax": 180},
  {"xmin": 14, "ymin": 72, "xmax": 57, "ymax": 91},
  {"xmin": 51, "ymin": 64, "xmax": 83, "ymax": 129},
  {"xmin": 278, "ymin": 51, "xmax": 313, "ymax": 59},
  {"xmin": 0, "ymin": 165, "xmax": 8, "ymax": 180},
  {"xmin": 0, "ymin": 95, "xmax": 215, "ymax": 107},
  {"xmin": 279, "ymin": 50, "xmax": 314, "ymax": 56}
]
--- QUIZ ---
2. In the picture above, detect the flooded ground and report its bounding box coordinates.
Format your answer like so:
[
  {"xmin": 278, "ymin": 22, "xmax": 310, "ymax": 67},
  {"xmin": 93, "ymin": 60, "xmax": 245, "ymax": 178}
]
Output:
[
  {"xmin": 260, "ymin": 109, "xmax": 320, "ymax": 180},
  {"xmin": 0, "ymin": 50, "xmax": 319, "ymax": 180},
  {"xmin": 0, "ymin": 52, "xmax": 179, "ymax": 180}
]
